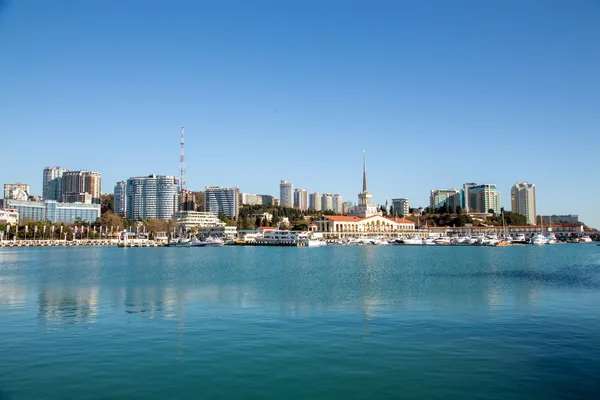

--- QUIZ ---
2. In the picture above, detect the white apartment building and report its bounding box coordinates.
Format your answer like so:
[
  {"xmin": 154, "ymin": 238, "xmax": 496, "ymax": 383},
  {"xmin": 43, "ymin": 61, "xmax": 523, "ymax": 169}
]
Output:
[
  {"xmin": 294, "ymin": 188, "xmax": 308, "ymax": 210},
  {"xmin": 511, "ymin": 182, "xmax": 536, "ymax": 225},
  {"xmin": 4, "ymin": 183, "xmax": 29, "ymax": 201},
  {"xmin": 42, "ymin": 166, "xmax": 68, "ymax": 201},
  {"xmin": 309, "ymin": 192, "xmax": 321, "ymax": 211},
  {"xmin": 332, "ymin": 194, "xmax": 343, "ymax": 214},
  {"xmin": 242, "ymin": 193, "xmax": 263, "ymax": 205},
  {"xmin": 280, "ymin": 180, "xmax": 293, "ymax": 208},
  {"xmin": 321, "ymin": 193, "xmax": 334, "ymax": 211},
  {"xmin": 204, "ymin": 186, "xmax": 240, "ymax": 219},
  {"xmin": 126, "ymin": 175, "xmax": 179, "ymax": 220}
]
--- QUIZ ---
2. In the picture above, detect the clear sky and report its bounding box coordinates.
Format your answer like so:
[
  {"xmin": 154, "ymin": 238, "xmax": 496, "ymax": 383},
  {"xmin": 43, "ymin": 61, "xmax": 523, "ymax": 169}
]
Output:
[{"xmin": 1, "ymin": 1, "xmax": 599, "ymax": 227}]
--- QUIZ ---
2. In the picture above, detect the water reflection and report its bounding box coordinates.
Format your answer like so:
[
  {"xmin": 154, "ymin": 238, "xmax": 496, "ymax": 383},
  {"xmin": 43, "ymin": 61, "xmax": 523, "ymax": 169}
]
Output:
[
  {"xmin": 38, "ymin": 286, "xmax": 99, "ymax": 324},
  {"xmin": 0, "ymin": 282, "xmax": 27, "ymax": 307},
  {"xmin": 4, "ymin": 246, "xmax": 597, "ymax": 328}
]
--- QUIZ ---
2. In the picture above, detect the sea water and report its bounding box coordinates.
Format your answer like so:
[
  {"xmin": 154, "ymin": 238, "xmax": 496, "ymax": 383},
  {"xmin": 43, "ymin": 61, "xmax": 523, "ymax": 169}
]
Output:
[{"xmin": 1, "ymin": 245, "xmax": 599, "ymax": 399}]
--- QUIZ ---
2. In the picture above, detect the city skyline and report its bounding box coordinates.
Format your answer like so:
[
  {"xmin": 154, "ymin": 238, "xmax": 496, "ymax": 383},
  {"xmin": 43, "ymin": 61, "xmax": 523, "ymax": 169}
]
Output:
[{"xmin": 0, "ymin": 2, "xmax": 598, "ymax": 227}]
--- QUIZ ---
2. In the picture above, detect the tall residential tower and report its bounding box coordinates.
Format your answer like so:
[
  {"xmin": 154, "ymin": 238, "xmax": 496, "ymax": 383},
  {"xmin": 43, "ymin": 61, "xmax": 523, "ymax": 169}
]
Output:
[
  {"xmin": 279, "ymin": 180, "xmax": 293, "ymax": 208},
  {"xmin": 511, "ymin": 182, "xmax": 536, "ymax": 225}
]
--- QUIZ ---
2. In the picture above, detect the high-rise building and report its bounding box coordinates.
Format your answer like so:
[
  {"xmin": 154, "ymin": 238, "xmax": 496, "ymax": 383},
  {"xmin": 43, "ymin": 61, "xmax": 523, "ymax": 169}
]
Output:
[
  {"xmin": 471, "ymin": 184, "xmax": 501, "ymax": 214},
  {"xmin": 126, "ymin": 175, "xmax": 179, "ymax": 220},
  {"xmin": 280, "ymin": 180, "xmax": 293, "ymax": 208},
  {"xmin": 332, "ymin": 194, "xmax": 343, "ymax": 214},
  {"xmin": 61, "ymin": 170, "xmax": 102, "ymax": 204},
  {"xmin": 309, "ymin": 192, "xmax": 321, "ymax": 211},
  {"xmin": 461, "ymin": 182, "xmax": 478, "ymax": 212},
  {"xmin": 242, "ymin": 193, "xmax": 263, "ymax": 205},
  {"xmin": 204, "ymin": 186, "xmax": 240, "ymax": 219},
  {"xmin": 349, "ymin": 152, "xmax": 379, "ymax": 218},
  {"xmin": 178, "ymin": 189, "xmax": 197, "ymax": 211},
  {"xmin": 4, "ymin": 183, "xmax": 29, "ymax": 201},
  {"xmin": 341, "ymin": 201, "xmax": 354, "ymax": 215},
  {"xmin": 511, "ymin": 182, "xmax": 536, "ymax": 225},
  {"xmin": 241, "ymin": 193, "xmax": 274, "ymax": 206},
  {"xmin": 43, "ymin": 166, "xmax": 68, "ymax": 201},
  {"xmin": 461, "ymin": 183, "xmax": 501, "ymax": 214},
  {"xmin": 391, "ymin": 198, "xmax": 410, "ymax": 217},
  {"xmin": 113, "ymin": 181, "xmax": 127, "ymax": 215},
  {"xmin": 430, "ymin": 189, "xmax": 461, "ymax": 211},
  {"xmin": 321, "ymin": 193, "xmax": 333, "ymax": 211},
  {"xmin": 294, "ymin": 188, "xmax": 308, "ymax": 210}
]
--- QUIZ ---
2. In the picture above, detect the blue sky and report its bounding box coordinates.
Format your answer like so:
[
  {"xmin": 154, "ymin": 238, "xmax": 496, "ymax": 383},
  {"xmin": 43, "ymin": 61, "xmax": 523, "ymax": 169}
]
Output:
[{"xmin": 1, "ymin": 1, "xmax": 599, "ymax": 227}]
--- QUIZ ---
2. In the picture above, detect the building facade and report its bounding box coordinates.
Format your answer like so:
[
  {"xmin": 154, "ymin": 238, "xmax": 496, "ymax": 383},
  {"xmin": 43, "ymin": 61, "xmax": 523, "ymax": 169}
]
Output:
[
  {"xmin": 113, "ymin": 181, "xmax": 127, "ymax": 215},
  {"xmin": 3, "ymin": 183, "xmax": 29, "ymax": 201},
  {"xmin": 391, "ymin": 198, "xmax": 410, "ymax": 217},
  {"xmin": 315, "ymin": 215, "xmax": 416, "ymax": 238},
  {"xmin": 4, "ymin": 199, "xmax": 100, "ymax": 223},
  {"xmin": 309, "ymin": 192, "xmax": 321, "ymax": 211},
  {"xmin": 342, "ymin": 201, "xmax": 354, "ymax": 215},
  {"xmin": 0, "ymin": 208, "xmax": 19, "ymax": 225},
  {"xmin": 511, "ymin": 182, "xmax": 536, "ymax": 225},
  {"xmin": 178, "ymin": 189, "xmax": 197, "ymax": 211},
  {"xmin": 321, "ymin": 193, "xmax": 334, "ymax": 212},
  {"xmin": 126, "ymin": 175, "xmax": 179, "ymax": 220},
  {"xmin": 61, "ymin": 170, "xmax": 102, "ymax": 204},
  {"xmin": 280, "ymin": 180, "xmax": 293, "ymax": 208},
  {"xmin": 204, "ymin": 186, "xmax": 240, "ymax": 219},
  {"xmin": 468, "ymin": 184, "xmax": 501, "ymax": 214},
  {"xmin": 430, "ymin": 189, "xmax": 461, "ymax": 211},
  {"xmin": 332, "ymin": 194, "xmax": 343, "ymax": 214},
  {"xmin": 294, "ymin": 188, "xmax": 308, "ymax": 210},
  {"xmin": 174, "ymin": 211, "xmax": 225, "ymax": 231},
  {"xmin": 461, "ymin": 182, "xmax": 478, "ymax": 212},
  {"xmin": 241, "ymin": 193, "xmax": 274, "ymax": 206},
  {"xmin": 541, "ymin": 214, "xmax": 579, "ymax": 223},
  {"xmin": 43, "ymin": 166, "xmax": 68, "ymax": 201}
]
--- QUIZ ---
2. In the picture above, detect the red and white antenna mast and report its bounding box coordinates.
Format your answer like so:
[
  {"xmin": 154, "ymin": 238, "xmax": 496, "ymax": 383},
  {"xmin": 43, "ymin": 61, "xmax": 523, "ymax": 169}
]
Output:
[{"xmin": 179, "ymin": 124, "xmax": 186, "ymax": 191}]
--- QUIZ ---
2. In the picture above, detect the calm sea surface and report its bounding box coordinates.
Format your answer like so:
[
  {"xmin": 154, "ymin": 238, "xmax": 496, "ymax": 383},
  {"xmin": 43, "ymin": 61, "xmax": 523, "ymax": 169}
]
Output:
[{"xmin": 1, "ymin": 245, "xmax": 600, "ymax": 399}]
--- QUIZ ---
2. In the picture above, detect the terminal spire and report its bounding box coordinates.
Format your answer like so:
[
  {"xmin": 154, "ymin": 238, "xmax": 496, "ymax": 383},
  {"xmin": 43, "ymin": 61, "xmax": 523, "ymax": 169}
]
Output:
[
  {"xmin": 179, "ymin": 124, "xmax": 186, "ymax": 191},
  {"xmin": 362, "ymin": 150, "xmax": 367, "ymax": 192}
]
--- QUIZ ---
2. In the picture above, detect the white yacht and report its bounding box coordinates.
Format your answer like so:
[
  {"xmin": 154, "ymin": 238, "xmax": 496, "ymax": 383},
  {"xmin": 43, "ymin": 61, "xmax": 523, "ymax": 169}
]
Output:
[
  {"xmin": 422, "ymin": 237, "xmax": 436, "ymax": 245},
  {"xmin": 512, "ymin": 233, "xmax": 527, "ymax": 244},
  {"xmin": 579, "ymin": 235, "xmax": 593, "ymax": 243},
  {"xmin": 454, "ymin": 236, "xmax": 470, "ymax": 245},
  {"xmin": 400, "ymin": 237, "xmax": 424, "ymax": 245},
  {"xmin": 169, "ymin": 237, "xmax": 191, "ymax": 247},
  {"xmin": 545, "ymin": 233, "xmax": 557, "ymax": 245},
  {"xmin": 434, "ymin": 237, "xmax": 451, "ymax": 245},
  {"xmin": 258, "ymin": 230, "xmax": 299, "ymax": 245},
  {"xmin": 191, "ymin": 236, "xmax": 225, "ymax": 247},
  {"xmin": 531, "ymin": 233, "xmax": 546, "ymax": 245}
]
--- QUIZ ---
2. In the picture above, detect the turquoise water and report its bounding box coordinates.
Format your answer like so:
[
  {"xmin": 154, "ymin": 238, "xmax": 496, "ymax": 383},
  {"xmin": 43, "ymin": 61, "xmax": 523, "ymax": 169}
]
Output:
[{"xmin": 1, "ymin": 245, "xmax": 599, "ymax": 399}]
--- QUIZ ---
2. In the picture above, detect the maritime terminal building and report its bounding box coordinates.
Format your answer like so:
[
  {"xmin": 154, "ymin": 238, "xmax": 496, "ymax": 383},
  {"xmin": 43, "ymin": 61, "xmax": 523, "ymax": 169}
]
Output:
[{"xmin": 315, "ymin": 154, "xmax": 416, "ymax": 238}]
